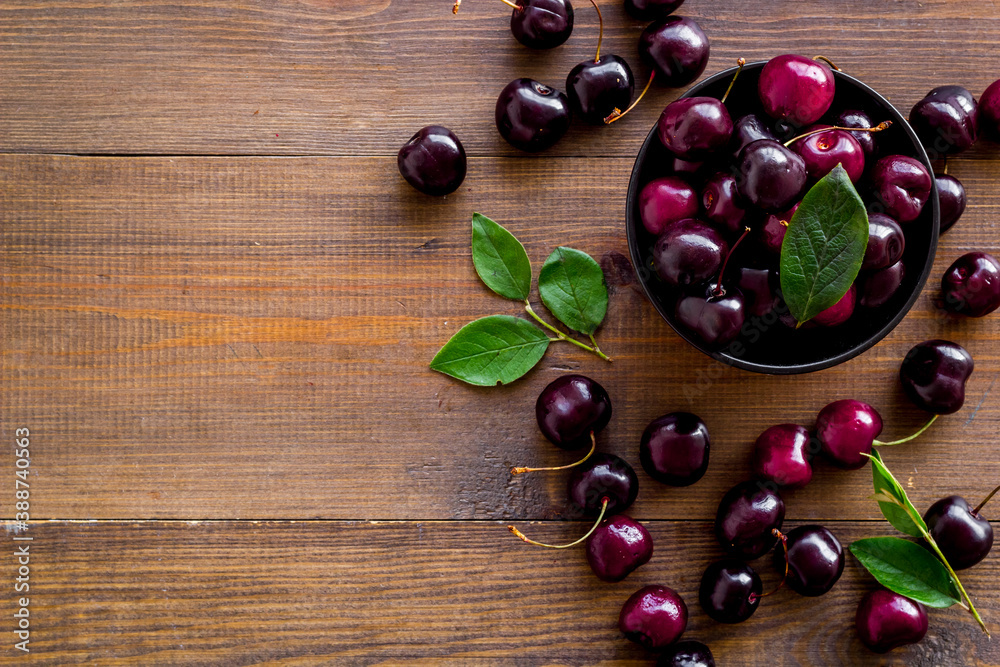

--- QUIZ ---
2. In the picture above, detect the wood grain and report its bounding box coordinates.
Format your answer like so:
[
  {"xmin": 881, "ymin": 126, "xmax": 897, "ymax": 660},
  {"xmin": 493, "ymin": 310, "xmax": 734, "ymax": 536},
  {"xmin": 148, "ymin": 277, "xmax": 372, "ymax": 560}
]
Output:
[
  {"xmin": 3, "ymin": 154, "xmax": 999, "ymax": 522},
  {"xmin": 0, "ymin": 0, "xmax": 998, "ymax": 157},
  {"xmin": 14, "ymin": 520, "xmax": 999, "ymax": 665}
]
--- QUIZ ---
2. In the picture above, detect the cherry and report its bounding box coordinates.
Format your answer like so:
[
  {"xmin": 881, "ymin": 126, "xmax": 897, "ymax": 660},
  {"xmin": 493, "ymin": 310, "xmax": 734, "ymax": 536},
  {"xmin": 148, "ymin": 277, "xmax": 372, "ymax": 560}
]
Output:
[
  {"xmin": 940, "ymin": 252, "xmax": 1000, "ymax": 318},
  {"xmin": 776, "ymin": 525, "xmax": 844, "ymax": 596},
  {"xmin": 758, "ymin": 54, "xmax": 835, "ymax": 126},
  {"xmin": 619, "ymin": 585, "xmax": 688, "ymax": 650},
  {"xmin": 737, "ymin": 267, "xmax": 778, "ymax": 317},
  {"xmin": 566, "ymin": 1, "xmax": 634, "ymax": 124},
  {"xmin": 701, "ymin": 173, "xmax": 747, "ymax": 234},
  {"xmin": 638, "ymin": 16, "xmax": 710, "ymax": 88},
  {"xmin": 858, "ymin": 260, "xmax": 905, "ymax": 309},
  {"xmin": 751, "ymin": 424, "xmax": 813, "ymax": 489},
  {"xmin": 758, "ymin": 203, "xmax": 798, "ymax": 255},
  {"xmin": 586, "ymin": 514, "xmax": 653, "ymax": 582},
  {"xmin": 658, "ymin": 641, "xmax": 715, "ymax": 667},
  {"xmin": 856, "ymin": 589, "xmax": 928, "ymax": 653},
  {"xmin": 512, "ymin": 0, "xmax": 574, "ymax": 49},
  {"xmin": 567, "ymin": 453, "xmax": 639, "ymax": 516},
  {"xmin": 640, "ymin": 412, "xmax": 710, "ymax": 486},
  {"xmin": 924, "ymin": 491, "xmax": 995, "ymax": 570},
  {"xmin": 624, "ymin": 0, "xmax": 684, "ymax": 21},
  {"xmin": 870, "ymin": 155, "xmax": 932, "ymax": 223},
  {"xmin": 652, "ymin": 219, "xmax": 728, "ymax": 287},
  {"xmin": 495, "ymin": 79, "xmax": 571, "ymax": 152},
  {"xmin": 397, "ymin": 126, "xmax": 467, "ymax": 196},
  {"xmin": 675, "ymin": 283, "xmax": 745, "ymax": 347},
  {"xmin": 791, "ymin": 128, "xmax": 865, "ymax": 182},
  {"xmin": 909, "ymin": 85, "xmax": 978, "ymax": 155},
  {"xmin": 899, "ymin": 340, "xmax": 974, "ymax": 415},
  {"xmin": 534, "ymin": 374, "xmax": 612, "ymax": 450},
  {"xmin": 815, "ymin": 399, "xmax": 883, "ymax": 470},
  {"xmin": 812, "ymin": 284, "xmax": 856, "ymax": 327},
  {"xmin": 862, "ymin": 213, "xmax": 905, "ymax": 272},
  {"xmin": 936, "ymin": 173, "xmax": 967, "ymax": 234},
  {"xmin": 980, "ymin": 78, "xmax": 1000, "ymax": 141},
  {"xmin": 730, "ymin": 113, "xmax": 777, "ymax": 157},
  {"xmin": 658, "ymin": 98, "xmax": 734, "ymax": 161},
  {"xmin": 699, "ymin": 559, "xmax": 762, "ymax": 623},
  {"xmin": 835, "ymin": 109, "xmax": 878, "ymax": 156},
  {"xmin": 736, "ymin": 139, "xmax": 807, "ymax": 212},
  {"xmin": 715, "ymin": 481, "xmax": 785, "ymax": 559},
  {"xmin": 640, "ymin": 177, "xmax": 700, "ymax": 235}
]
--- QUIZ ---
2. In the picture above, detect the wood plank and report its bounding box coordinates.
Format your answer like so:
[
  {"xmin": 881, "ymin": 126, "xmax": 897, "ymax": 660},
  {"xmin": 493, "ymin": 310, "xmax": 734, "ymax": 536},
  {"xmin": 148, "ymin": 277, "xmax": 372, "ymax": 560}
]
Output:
[
  {"xmin": 1, "ymin": 0, "xmax": 999, "ymax": 156},
  {"xmin": 15, "ymin": 519, "xmax": 999, "ymax": 664},
  {"xmin": 2, "ymin": 154, "xmax": 999, "ymax": 521}
]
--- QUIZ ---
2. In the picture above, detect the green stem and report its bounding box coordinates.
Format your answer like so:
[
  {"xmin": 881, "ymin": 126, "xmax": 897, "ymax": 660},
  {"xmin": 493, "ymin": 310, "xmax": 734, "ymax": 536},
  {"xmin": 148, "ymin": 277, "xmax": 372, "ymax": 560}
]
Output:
[
  {"xmin": 524, "ymin": 301, "xmax": 611, "ymax": 362},
  {"xmin": 587, "ymin": 334, "xmax": 611, "ymax": 362},
  {"xmin": 924, "ymin": 531, "xmax": 989, "ymax": 635},
  {"xmin": 873, "ymin": 415, "xmax": 938, "ymax": 447}
]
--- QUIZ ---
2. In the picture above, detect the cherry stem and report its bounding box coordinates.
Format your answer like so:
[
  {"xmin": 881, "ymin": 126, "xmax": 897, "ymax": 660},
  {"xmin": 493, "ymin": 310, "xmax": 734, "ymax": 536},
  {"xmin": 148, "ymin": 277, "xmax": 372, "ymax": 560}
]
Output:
[
  {"xmin": 750, "ymin": 528, "xmax": 789, "ymax": 603},
  {"xmin": 524, "ymin": 301, "xmax": 612, "ymax": 362},
  {"xmin": 719, "ymin": 58, "xmax": 746, "ymax": 105},
  {"xmin": 812, "ymin": 55, "xmax": 842, "ymax": 71},
  {"xmin": 508, "ymin": 497, "xmax": 609, "ymax": 548},
  {"xmin": 604, "ymin": 70, "xmax": 655, "ymax": 125},
  {"xmin": 872, "ymin": 414, "xmax": 938, "ymax": 447},
  {"xmin": 587, "ymin": 0, "xmax": 603, "ymax": 63},
  {"xmin": 511, "ymin": 432, "xmax": 596, "ymax": 475},
  {"xmin": 453, "ymin": 0, "xmax": 521, "ymax": 13},
  {"xmin": 783, "ymin": 121, "xmax": 892, "ymax": 148},
  {"xmin": 712, "ymin": 226, "xmax": 751, "ymax": 298},
  {"xmin": 973, "ymin": 484, "xmax": 1000, "ymax": 515}
]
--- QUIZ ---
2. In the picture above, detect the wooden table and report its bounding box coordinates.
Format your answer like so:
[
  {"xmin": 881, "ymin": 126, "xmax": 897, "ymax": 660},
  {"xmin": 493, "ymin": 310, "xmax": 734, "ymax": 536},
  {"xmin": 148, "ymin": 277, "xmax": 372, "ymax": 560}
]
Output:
[{"xmin": 2, "ymin": 0, "xmax": 1000, "ymax": 663}]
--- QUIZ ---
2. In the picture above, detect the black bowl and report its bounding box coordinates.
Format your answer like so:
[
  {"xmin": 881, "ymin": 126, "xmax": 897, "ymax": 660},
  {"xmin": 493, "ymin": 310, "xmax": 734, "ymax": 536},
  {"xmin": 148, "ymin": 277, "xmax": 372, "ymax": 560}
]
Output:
[{"xmin": 625, "ymin": 61, "xmax": 939, "ymax": 374}]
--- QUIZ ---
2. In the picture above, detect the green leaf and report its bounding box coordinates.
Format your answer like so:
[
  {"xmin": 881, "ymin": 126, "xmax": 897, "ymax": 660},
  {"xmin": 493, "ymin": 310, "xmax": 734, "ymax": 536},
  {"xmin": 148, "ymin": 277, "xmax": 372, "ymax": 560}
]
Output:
[
  {"xmin": 537, "ymin": 247, "xmax": 609, "ymax": 335},
  {"xmin": 429, "ymin": 315, "xmax": 549, "ymax": 386},
  {"xmin": 471, "ymin": 213, "xmax": 532, "ymax": 301},
  {"xmin": 779, "ymin": 164, "xmax": 869, "ymax": 325},
  {"xmin": 850, "ymin": 536, "xmax": 962, "ymax": 608},
  {"xmin": 868, "ymin": 450, "xmax": 928, "ymax": 538}
]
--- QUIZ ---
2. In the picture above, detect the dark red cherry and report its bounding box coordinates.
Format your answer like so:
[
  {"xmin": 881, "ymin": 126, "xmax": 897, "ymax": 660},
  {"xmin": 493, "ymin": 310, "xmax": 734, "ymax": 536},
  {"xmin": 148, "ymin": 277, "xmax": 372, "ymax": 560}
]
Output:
[
  {"xmin": 758, "ymin": 54, "xmax": 835, "ymax": 126},
  {"xmin": 567, "ymin": 55, "xmax": 634, "ymax": 124},
  {"xmin": 699, "ymin": 559, "xmax": 762, "ymax": 623},
  {"xmin": 862, "ymin": 213, "xmax": 905, "ymax": 272},
  {"xmin": 870, "ymin": 155, "xmax": 932, "ymax": 223},
  {"xmin": 940, "ymin": 252, "xmax": 1000, "ymax": 317},
  {"xmin": 397, "ymin": 125, "xmax": 467, "ymax": 196},
  {"xmin": 715, "ymin": 481, "xmax": 785, "ymax": 559},
  {"xmin": 640, "ymin": 177, "xmax": 700, "ymax": 235},
  {"xmin": 658, "ymin": 641, "xmax": 715, "ymax": 667},
  {"xmin": 658, "ymin": 97, "xmax": 733, "ymax": 161},
  {"xmin": 909, "ymin": 85, "xmax": 978, "ymax": 155},
  {"xmin": 924, "ymin": 495, "xmax": 993, "ymax": 570},
  {"xmin": 980, "ymin": 79, "xmax": 1000, "ymax": 141},
  {"xmin": 638, "ymin": 16, "xmax": 710, "ymax": 88},
  {"xmin": 619, "ymin": 585, "xmax": 688, "ymax": 649},
  {"xmin": 737, "ymin": 267, "xmax": 778, "ymax": 317},
  {"xmin": 736, "ymin": 139, "xmax": 807, "ymax": 212},
  {"xmin": 936, "ymin": 173, "xmax": 967, "ymax": 234},
  {"xmin": 858, "ymin": 260, "xmax": 905, "ymax": 309},
  {"xmin": 731, "ymin": 113, "xmax": 777, "ymax": 157},
  {"xmin": 701, "ymin": 172, "xmax": 747, "ymax": 234},
  {"xmin": 899, "ymin": 339, "xmax": 974, "ymax": 415},
  {"xmin": 815, "ymin": 399, "xmax": 883, "ymax": 469},
  {"xmin": 675, "ymin": 284, "xmax": 744, "ymax": 347},
  {"xmin": 812, "ymin": 284, "xmax": 856, "ymax": 327},
  {"xmin": 776, "ymin": 525, "xmax": 844, "ymax": 596},
  {"xmin": 640, "ymin": 412, "xmax": 710, "ymax": 486},
  {"xmin": 535, "ymin": 374, "xmax": 612, "ymax": 450},
  {"xmin": 652, "ymin": 219, "xmax": 728, "ymax": 287},
  {"xmin": 856, "ymin": 589, "xmax": 928, "ymax": 653},
  {"xmin": 624, "ymin": 0, "xmax": 684, "ymax": 21},
  {"xmin": 586, "ymin": 514, "xmax": 653, "ymax": 582},
  {"xmin": 758, "ymin": 203, "xmax": 798, "ymax": 254},
  {"xmin": 835, "ymin": 109, "xmax": 877, "ymax": 156},
  {"xmin": 510, "ymin": 0, "xmax": 574, "ymax": 49},
  {"xmin": 567, "ymin": 453, "xmax": 639, "ymax": 516},
  {"xmin": 495, "ymin": 78, "xmax": 571, "ymax": 152},
  {"xmin": 791, "ymin": 129, "xmax": 864, "ymax": 182},
  {"xmin": 751, "ymin": 424, "xmax": 813, "ymax": 489}
]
